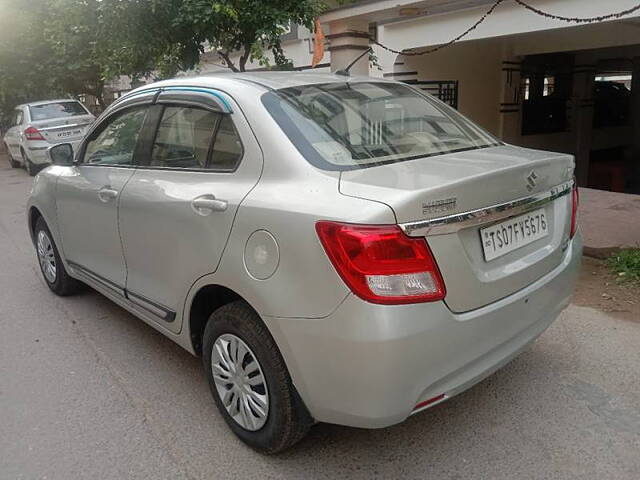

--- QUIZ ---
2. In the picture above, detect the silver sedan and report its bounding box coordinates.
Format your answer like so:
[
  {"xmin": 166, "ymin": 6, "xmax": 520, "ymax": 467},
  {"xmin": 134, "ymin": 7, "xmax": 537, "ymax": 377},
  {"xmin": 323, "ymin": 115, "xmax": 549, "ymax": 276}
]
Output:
[{"xmin": 27, "ymin": 72, "xmax": 581, "ymax": 453}]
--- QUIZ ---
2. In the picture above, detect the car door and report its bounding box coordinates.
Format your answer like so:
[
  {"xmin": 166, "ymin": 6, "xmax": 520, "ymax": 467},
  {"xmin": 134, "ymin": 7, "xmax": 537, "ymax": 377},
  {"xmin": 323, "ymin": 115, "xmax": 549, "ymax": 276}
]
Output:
[
  {"xmin": 55, "ymin": 101, "xmax": 152, "ymax": 294},
  {"xmin": 4, "ymin": 108, "xmax": 24, "ymax": 159},
  {"xmin": 118, "ymin": 89, "xmax": 262, "ymax": 332}
]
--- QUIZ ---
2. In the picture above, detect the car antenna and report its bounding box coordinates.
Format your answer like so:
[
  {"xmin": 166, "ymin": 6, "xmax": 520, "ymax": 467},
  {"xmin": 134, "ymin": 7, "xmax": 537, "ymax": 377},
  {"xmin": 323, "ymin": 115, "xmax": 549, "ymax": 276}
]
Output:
[{"xmin": 335, "ymin": 47, "xmax": 373, "ymax": 77}]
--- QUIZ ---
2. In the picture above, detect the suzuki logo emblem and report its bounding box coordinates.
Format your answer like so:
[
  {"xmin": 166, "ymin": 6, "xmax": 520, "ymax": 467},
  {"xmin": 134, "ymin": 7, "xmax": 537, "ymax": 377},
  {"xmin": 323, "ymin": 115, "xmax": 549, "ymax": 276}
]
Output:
[{"xmin": 526, "ymin": 170, "xmax": 538, "ymax": 191}]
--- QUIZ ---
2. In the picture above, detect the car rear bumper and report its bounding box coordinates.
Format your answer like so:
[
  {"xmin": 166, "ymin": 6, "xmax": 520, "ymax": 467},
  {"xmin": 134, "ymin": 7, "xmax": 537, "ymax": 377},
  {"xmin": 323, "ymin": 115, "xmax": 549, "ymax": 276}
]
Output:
[{"xmin": 266, "ymin": 233, "xmax": 582, "ymax": 428}]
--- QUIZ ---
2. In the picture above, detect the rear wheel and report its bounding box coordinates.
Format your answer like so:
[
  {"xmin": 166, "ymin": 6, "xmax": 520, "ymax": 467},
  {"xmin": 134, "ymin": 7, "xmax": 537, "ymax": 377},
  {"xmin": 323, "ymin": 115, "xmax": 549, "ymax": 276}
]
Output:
[
  {"xmin": 34, "ymin": 217, "xmax": 81, "ymax": 296},
  {"xmin": 22, "ymin": 150, "xmax": 37, "ymax": 176},
  {"xmin": 202, "ymin": 301, "xmax": 312, "ymax": 454},
  {"xmin": 4, "ymin": 145, "xmax": 20, "ymax": 168}
]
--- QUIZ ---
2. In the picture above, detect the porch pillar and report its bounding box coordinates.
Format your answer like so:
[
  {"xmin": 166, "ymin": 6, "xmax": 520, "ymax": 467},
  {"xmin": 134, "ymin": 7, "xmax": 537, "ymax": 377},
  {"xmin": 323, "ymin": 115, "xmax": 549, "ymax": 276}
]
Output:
[
  {"xmin": 631, "ymin": 57, "xmax": 640, "ymax": 189},
  {"xmin": 327, "ymin": 20, "xmax": 370, "ymax": 75},
  {"xmin": 572, "ymin": 65, "xmax": 596, "ymax": 187},
  {"xmin": 498, "ymin": 58, "xmax": 523, "ymax": 143}
]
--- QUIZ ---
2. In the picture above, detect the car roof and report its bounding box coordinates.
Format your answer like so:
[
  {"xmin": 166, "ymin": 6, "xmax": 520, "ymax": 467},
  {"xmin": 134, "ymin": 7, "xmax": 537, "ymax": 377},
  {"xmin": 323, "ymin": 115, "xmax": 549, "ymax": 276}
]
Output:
[
  {"xmin": 16, "ymin": 99, "xmax": 83, "ymax": 109},
  {"xmin": 209, "ymin": 71, "xmax": 389, "ymax": 90},
  {"xmin": 129, "ymin": 71, "xmax": 395, "ymax": 95}
]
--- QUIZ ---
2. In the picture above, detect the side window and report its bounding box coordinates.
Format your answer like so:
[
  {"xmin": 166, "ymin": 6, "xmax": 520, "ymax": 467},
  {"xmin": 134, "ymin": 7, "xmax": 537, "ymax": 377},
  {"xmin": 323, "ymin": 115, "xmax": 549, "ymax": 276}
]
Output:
[
  {"xmin": 151, "ymin": 107, "xmax": 220, "ymax": 169},
  {"xmin": 14, "ymin": 110, "xmax": 23, "ymax": 126},
  {"xmin": 210, "ymin": 115, "xmax": 243, "ymax": 170},
  {"xmin": 83, "ymin": 107, "xmax": 147, "ymax": 165}
]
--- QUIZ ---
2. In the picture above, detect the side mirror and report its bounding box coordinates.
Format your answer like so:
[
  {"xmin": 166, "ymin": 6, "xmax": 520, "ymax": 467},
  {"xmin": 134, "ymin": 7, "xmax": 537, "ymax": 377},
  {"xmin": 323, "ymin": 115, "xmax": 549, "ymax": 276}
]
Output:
[{"xmin": 47, "ymin": 143, "xmax": 74, "ymax": 166}]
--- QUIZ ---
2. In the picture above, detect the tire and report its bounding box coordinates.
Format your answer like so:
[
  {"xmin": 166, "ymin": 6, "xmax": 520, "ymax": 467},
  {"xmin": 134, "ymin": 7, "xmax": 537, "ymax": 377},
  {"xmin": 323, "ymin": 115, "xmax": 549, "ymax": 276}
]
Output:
[
  {"xmin": 22, "ymin": 150, "xmax": 37, "ymax": 176},
  {"xmin": 202, "ymin": 301, "xmax": 312, "ymax": 454},
  {"xmin": 34, "ymin": 216, "xmax": 82, "ymax": 296},
  {"xmin": 4, "ymin": 145, "xmax": 20, "ymax": 168}
]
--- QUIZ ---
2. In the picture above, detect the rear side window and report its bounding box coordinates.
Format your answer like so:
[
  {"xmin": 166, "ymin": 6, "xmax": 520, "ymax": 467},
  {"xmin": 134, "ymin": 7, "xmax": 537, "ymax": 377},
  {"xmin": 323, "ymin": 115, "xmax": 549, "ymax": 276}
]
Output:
[
  {"xmin": 149, "ymin": 106, "xmax": 243, "ymax": 171},
  {"xmin": 151, "ymin": 107, "xmax": 219, "ymax": 169},
  {"xmin": 29, "ymin": 101, "xmax": 89, "ymax": 121},
  {"xmin": 83, "ymin": 107, "xmax": 147, "ymax": 166},
  {"xmin": 210, "ymin": 115, "xmax": 243, "ymax": 170}
]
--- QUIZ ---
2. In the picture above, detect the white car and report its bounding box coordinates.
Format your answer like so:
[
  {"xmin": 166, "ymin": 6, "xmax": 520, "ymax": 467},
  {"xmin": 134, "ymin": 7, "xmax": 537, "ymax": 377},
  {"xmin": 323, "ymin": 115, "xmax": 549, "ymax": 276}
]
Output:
[{"xmin": 3, "ymin": 99, "xmax": 95, "ymax": 175}]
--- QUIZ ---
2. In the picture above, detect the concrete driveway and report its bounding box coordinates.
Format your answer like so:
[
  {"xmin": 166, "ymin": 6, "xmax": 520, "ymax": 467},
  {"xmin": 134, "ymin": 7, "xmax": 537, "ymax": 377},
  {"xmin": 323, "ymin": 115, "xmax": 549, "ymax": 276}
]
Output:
[{"xmin": 1, "ymin": 157, "xmax": 639, "ymax": 480}]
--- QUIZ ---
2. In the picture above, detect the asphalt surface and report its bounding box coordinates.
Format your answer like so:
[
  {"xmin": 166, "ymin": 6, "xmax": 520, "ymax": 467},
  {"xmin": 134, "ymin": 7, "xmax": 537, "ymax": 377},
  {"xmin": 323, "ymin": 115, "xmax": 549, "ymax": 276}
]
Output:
[{"xmin": 1, "ymin": 156, "xmax": 639, "ymax": 480}]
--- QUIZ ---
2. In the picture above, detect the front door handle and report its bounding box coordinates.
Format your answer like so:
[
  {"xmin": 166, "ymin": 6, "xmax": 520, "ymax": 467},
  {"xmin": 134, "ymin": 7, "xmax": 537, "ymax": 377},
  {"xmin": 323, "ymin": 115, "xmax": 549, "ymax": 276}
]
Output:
[
  {"xmin": 97, "ymin": 186, "xmax": 119, "ymax": 203},
  {"xmin": 191, "ymin": 194, "xmax": 228, "ymax": 215}
]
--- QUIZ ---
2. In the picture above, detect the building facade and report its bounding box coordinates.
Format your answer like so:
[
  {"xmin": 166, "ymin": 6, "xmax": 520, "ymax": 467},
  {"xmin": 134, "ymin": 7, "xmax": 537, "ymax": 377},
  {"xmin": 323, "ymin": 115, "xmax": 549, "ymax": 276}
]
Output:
[{"xmin": 317, "ymin": 0, "xmax": 640, "ymax": 193}]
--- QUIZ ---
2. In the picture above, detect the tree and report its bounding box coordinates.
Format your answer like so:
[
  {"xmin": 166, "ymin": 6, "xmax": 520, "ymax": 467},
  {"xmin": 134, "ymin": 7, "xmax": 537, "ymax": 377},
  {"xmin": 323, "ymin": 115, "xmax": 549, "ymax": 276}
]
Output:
[
  {"xmin": 0, "ymin": 0, "xmax": 63, "ymax": 126},
  {"xmin": 0, "ymin": 0, "xmax": 329, "ymax": 125},
  {"xmin": 0, "ymin": 0, "xmax": 200, "ymax": 118},
  {"xmin": 44, "ymin": 0, "xmax": 201, "ymax": 109},
  {"xmin": 175, "ymin": 0, "xmax": 326, "ymax": 72}
]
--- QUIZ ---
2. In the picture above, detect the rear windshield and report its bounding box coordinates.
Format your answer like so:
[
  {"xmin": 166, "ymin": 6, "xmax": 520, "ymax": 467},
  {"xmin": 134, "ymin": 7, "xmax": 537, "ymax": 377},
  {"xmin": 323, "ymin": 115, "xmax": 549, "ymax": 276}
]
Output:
[
  {"xmin": 29, "ymin": 101, "xmax": 88, "ymax": 121},
  {"xmin": 262, "ymin": 82, "xmax": 500, "ymax": 170}
]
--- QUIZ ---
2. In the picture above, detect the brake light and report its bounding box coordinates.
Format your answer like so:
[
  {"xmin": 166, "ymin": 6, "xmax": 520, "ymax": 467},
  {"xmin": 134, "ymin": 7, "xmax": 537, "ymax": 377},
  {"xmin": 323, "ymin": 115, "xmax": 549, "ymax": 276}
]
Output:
[
  {"xmin": 569, "ymin": 185, "xmax": 579, "ymax": 239},
  {"xmin": 316, "ymin": 221, "xmax": 446, "ymax": 305},
  {"xmin": 24, "ymin": 127, "xmax": 45, "ymax": 141}
]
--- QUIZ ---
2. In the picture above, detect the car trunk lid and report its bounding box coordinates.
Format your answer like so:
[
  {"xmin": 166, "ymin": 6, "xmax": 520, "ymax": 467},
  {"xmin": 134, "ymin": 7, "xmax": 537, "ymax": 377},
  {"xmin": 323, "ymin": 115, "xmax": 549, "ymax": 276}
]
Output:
[
  {"xmin": 31, "ymin": 115, "xmax": 94, "ymax": 143},
  {"xmin": 339, "ymin": 145, "xmax": 575, "ymax": 312}
]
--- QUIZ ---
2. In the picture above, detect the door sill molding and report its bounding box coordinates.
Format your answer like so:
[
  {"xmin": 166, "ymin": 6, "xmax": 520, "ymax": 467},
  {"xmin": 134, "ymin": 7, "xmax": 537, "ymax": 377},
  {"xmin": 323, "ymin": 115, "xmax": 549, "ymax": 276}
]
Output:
[{"xmin": 67, "ymin": 260, "xmax": 176, "ymax": 323}]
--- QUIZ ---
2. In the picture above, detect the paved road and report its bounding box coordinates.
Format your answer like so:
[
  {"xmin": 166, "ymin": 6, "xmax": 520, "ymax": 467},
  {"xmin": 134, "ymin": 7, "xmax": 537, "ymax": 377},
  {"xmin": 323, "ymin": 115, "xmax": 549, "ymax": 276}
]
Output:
[{"xmin": 1, "ymin": 157, "xmax": 639, "ymax": 480}]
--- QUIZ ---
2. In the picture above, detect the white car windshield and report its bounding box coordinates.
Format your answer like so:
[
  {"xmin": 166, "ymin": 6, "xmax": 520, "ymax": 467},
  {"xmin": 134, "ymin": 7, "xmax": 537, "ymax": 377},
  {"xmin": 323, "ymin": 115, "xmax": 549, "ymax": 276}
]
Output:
[{"xmin": 262, "ymin": 82, "xmax": 500, "ymax": 170}]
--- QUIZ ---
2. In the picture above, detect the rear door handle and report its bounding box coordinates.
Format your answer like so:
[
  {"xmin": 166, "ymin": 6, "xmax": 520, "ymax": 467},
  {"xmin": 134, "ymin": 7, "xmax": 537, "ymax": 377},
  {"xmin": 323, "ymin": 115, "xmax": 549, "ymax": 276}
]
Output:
[
  {"xmin": 191, "ymin": 194, "xmax": 228, "ymax": 215},
  {"xmin": 97, "ymin": 186, "xmax": 119, "ymax": 203}
]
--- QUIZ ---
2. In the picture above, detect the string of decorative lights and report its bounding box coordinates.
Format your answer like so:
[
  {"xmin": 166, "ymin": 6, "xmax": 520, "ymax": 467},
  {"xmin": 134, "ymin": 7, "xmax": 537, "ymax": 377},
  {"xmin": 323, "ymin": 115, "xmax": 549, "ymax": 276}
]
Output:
[
  {"xmin": 353, "ymin": 0, "xmax": 505, "ymax": 57},
  {"xmin": 513, "ymin": 0, "xmax": 640, "ymax": 23},
  {"xmin": 350, "ymin": 0, "xmax": 640, "ymax": 57}
]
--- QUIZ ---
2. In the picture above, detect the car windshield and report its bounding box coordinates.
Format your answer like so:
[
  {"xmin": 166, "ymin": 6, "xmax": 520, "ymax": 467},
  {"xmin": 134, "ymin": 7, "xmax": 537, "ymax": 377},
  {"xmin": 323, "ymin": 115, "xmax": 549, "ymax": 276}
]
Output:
[
  {"xmin": 262, "ymin": 82, "xmax": 500, "ymax": 170},
  {"xmin": 29, "ymin": 101, "xmax": 88, "ymax": 121}
]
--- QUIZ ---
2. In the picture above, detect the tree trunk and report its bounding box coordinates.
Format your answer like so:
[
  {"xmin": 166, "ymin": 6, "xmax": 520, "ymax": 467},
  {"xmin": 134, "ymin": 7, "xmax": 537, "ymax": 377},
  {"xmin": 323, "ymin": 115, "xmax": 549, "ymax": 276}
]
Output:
[
  {"xmin": 95, "ymin": 93, "xmax": 106, "ymax": 111},
  {"xmin": 218, "ymin": 51, "xmax": 238, "ymax": 72},
  {"xmin": 239, "ymin": 44, "xmax": 251, "ymax": 72}
]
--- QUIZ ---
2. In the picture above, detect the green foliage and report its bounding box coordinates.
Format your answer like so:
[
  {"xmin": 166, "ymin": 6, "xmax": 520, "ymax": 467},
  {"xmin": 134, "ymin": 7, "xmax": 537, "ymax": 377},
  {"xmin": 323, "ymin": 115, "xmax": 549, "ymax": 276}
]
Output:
[
  {"xmin": 0, "ymin": 0, "xmax": 328, "ymax": 124},
  {"xmin": 607, "ymin": 248, "xmax": 640, "ymax": 284},
  {"xmin": 175, "ymin": 0, "xmax": 326, "ymax": 71},
  {"xmin": 0, "ymin": 0, "xmax": 62, "ymax": 126}
]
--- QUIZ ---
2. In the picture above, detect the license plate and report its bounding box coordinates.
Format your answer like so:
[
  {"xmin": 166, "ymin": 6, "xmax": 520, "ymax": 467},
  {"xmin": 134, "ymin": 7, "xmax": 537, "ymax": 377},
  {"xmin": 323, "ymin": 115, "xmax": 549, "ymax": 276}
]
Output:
[
  {"xmin": 480, "ymin": 208, "xmax": 548, "ymax": 261},
  {"xmin": 56, "ymin": 129, "xmax": 82, "ymax": 138}
]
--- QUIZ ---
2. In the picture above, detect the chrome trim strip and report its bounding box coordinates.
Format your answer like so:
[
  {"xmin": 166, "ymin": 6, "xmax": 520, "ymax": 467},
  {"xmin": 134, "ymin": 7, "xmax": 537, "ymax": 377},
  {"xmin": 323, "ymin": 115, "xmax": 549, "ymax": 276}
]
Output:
[
  {"xmin": 399, "ymin": 180, "xmax": 574, "ymax": 237},
  {"xmin": 39, "ymin": 122, "xmax": 90, "ymax": 132}
]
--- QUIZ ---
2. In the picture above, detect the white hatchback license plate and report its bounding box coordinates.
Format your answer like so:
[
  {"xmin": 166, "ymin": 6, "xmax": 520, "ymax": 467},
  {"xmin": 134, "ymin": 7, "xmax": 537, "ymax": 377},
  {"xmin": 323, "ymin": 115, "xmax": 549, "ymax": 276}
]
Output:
[
  {"xmin": 480, "ymin": 208, "xmax": 548, "ymax": 261},
  {"xmin": 56, "ymin": 129, "xmax": 81, "ymax": 138}
]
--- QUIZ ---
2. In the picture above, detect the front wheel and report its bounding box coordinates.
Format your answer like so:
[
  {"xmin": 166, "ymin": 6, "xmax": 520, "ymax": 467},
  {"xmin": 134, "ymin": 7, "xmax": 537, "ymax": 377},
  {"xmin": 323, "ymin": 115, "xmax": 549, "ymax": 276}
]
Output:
[
  {"xmin": 4, "ymin": 146, "xmax": 20, "ymax": 168},
  {"xmin": 34, "ymin": 217, "xmax": 81, "ymax": 296},
  {"xmin": 202, "ymin": 301, "xmax": 312, "ymax": 454}
]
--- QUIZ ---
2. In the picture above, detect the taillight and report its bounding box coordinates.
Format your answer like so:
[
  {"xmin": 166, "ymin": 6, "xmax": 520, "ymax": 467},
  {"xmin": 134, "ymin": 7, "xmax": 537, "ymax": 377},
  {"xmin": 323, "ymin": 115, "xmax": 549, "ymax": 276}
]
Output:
[
  {"xmin": 24, "ymin": 127, "xmax": 45, "ymax": 141},
  {"xmin": 569, "ymin": 185, "xmax": 579, "ymax": 239},
  {"xmin": 315, "ymin": 221, "xmax": 446, "ymax": 305}
]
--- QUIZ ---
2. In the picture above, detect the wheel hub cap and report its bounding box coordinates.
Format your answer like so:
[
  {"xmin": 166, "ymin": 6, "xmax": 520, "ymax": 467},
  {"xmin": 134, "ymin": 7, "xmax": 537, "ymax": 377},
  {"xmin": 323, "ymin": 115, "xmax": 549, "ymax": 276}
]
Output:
[
  {"xmin": 212, "ymin": 334, "xmax": 269, "ymax": 431},
  {"xmin": 37, "ymin": 230, "xmax": 56, "ymax": 283}
]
